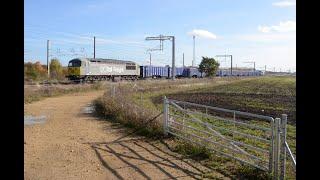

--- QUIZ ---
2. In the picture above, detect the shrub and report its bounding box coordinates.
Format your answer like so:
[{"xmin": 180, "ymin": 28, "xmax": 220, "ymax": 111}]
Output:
[{"xmin": 93, "ymin": 87, "xmax": 163, "ymax": 137}]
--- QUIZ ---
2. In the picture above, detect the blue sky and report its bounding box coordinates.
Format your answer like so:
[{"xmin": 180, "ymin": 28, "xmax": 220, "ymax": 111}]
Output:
[{"xmin": 25, "ymin": 0, "xmax": 296, "ymax": 72}]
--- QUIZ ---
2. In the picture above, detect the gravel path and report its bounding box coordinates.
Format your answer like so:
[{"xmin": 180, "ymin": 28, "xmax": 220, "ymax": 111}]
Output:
[{"xmin": 24, "ymin": 90, "xmax": 227, "ymax": 180}]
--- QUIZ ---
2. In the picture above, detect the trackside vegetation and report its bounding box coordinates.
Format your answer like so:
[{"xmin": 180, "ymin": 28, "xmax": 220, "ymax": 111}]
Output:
[
  {"xmin": 24, "ymin": 82, "xmax": 105, "ymax": 104},
  {"xmin": 24, "ymin": 59, "xmax": 68, "ymax": 82}
]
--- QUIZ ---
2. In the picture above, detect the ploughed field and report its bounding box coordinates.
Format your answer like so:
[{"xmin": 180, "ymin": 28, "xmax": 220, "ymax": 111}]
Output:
[{"xmin": 163, "ymin": 76, "xmax": 296, "ymax": 124}]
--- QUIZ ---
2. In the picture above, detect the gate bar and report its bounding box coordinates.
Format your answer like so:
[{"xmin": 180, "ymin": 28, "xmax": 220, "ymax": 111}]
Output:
[
  {"xmin": 171, "ymin": 99, "xmax": 274, "ymax": 121},
  {"xmin": 169, "ymin": 119, "xmax": 269, "ymax": 154},
  {"xmin": 280, "ymin": 114, "xmax": 287, "ymax": 180},
  {"xmin": 167, "ymin": 130, "xmax": 269, "ymax": 171},
  {"xmin": 170, "ymin": 101, "xmax": 271, "ymax": 131},
  {"xmin": 285, "ymin": 142, "xmax": 296, "ymax": 170},
  {"xmin": 168, "ymin": 126, "xmax": 268, "ymax": 164}
]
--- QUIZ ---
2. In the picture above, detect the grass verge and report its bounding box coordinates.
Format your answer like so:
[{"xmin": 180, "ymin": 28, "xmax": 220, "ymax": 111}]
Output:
[{"xmin": 24, "ymin": 82, "xmax": 104, "ymax": 104}]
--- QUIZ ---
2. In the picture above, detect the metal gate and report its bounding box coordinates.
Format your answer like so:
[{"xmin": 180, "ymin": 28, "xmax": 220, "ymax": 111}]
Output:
[{"xmin": 163, "ymin": 96, "xmax": 295, "ymax": 179}]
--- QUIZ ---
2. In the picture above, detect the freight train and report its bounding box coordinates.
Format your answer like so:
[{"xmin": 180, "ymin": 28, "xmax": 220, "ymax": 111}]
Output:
[{"xmin": 66, "ymin": 58, "xmax": 263, "ymax": 82}]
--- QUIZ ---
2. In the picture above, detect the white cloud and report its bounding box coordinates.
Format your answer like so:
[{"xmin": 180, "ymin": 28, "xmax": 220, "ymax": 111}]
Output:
[
  {"xmin": 258, "ymin": 21, "xmax": 296, "ymax": 33},
  {"xmin": 188, "ymin": 29, "xmax": 217, "ymax": 39},
  {"xmin": 272, "ymin": 1, "xmax": 296, "ymax": 7}
]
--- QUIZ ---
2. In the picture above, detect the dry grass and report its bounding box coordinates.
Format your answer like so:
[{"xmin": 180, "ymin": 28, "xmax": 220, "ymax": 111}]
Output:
[
  {"xmin": 24, "ymin": 82, "xmax": 105, "ymax": 104},
  {"xmin": 93, "ymin": 85, "xmax": 164, "ymax": 137}
]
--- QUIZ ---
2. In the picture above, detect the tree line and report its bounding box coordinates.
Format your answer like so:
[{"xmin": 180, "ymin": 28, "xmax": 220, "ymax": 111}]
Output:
[{"xmin": 24, "ymin": 59, "xmax": 67, "ymax": 81}]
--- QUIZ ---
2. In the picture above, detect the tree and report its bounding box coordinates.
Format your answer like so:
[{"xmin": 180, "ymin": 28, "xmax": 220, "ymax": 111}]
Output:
[
  {"xmin": 49, "ymin": 59, "xmax": 63, "ymax": 79},
  {"xmin": 198, "ymin": 56, "xmax": 220, "ymax": 77},
  {"xmin": 24, "ymin": 61, "xmax": 49, "ymax": 81},
  {"xmin": 34, "ymin": 61, "xmax": 47, "ymax": 77},
  {"xmin": 24, "ymin": 62, "xmax": 38, "ymax": 80}
]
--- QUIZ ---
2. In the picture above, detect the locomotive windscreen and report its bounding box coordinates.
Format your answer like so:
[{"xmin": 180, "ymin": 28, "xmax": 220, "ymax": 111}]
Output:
[
  {"xmin": 126, "ymin": 63, "xmax": 136, "ymax": 70},
  {"xmin": 68, "ymin": 60, "xmax": 81, "ymax": 67}
]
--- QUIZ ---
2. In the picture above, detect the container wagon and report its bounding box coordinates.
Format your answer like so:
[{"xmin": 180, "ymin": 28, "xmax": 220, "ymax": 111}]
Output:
[
  {"xmin": 186, "ymin": 67, "xmax": 204, "ymax": 78},
  {"xmin": 140, "ymin": 65, "xmax": 170, "ymax": 78},
  {"xmin": 168, "ymin": 67, "xmax": 185, "ymax": 78}
]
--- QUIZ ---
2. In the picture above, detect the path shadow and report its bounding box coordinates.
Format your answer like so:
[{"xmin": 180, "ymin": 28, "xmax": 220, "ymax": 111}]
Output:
[
  {"xmin": 81, "ymin": 101, "xmax": 230, "ymax": 179},
  {"xmin": 88, "ymin": 138, "xmax": 211, "ymax": 180}
]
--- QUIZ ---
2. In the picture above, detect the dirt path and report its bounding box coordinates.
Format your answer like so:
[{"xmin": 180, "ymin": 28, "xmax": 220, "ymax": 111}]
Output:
[{"xmin": 24, "ymin": 91, "xmax": 227, "ymax": 180}]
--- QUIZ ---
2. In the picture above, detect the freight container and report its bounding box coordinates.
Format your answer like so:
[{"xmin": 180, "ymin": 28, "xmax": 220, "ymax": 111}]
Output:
[
  {"xmin": 168, "ymin": 67, "xmax": 185, "ymax": 78},
  {"xmin": 140, "ymin": 65, "xmax": 169, "ymax": 78},
  {"xmin": 186, "ymin": 67, "xmax": 204, "ymax": 78}
]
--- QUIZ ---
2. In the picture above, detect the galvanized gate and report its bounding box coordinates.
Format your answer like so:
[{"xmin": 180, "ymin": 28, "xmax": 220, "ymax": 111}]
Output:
[{"xmin": 163, "ymin": 96, "xmax": 295, "ymax": 179}]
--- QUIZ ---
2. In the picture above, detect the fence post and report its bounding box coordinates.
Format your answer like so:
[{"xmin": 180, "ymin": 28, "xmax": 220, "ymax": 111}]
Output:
[
  {"xmin": 280, "ymin": 114, "xmax": 288, "ymax": 180},
  {"xmin": 273, "ymin": 118, "xmax": 281, "ymax": 179},
  {"xmin": 269, "ymin": 118, "xmax": 274, "ymax": 174},
  {"xmin": 182, "ymin": 103, "xmax": 185, "ymax": 132},
  {"xmin": 163, "ymin": 96, "xmax": 168, "ymax": 136}
]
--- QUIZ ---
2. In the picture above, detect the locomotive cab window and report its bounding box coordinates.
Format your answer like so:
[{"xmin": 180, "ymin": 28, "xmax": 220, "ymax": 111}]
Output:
[
  {"xmin": 126, "ymin": 63, "xmax": 136, "ymax": 70},
  {"xmin": 68, "ymin": 60, "xmax": 81, "ymax": 67}
]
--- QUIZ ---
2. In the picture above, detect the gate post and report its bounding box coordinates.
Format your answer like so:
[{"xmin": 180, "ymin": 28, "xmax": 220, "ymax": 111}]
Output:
[
  {"xmin": 273, "ymin": 118, "xmax": 281, "ymax": 179},
  {"xmin": 269, "ymin": 118, "xmax": 274, "ymax": 174},
  {"xmin": 163, "ymin": 96, "xmax": 168, "ymax": 136},
  {"xmin": 280, "ymin": 114, "xmax": 288, "ymax": 180}
]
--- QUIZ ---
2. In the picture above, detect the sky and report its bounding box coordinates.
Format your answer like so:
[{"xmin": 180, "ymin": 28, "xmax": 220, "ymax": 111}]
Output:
[{"xmin": 24, "ymin": 0, "xmax": 296, "ymax": 72}]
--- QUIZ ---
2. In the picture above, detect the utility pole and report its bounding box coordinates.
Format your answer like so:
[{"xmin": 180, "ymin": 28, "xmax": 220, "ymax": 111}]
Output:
[
  {"xmin": 47, "ymin": 40, "xmax": 50, "ymax": 78},
  {"xmin": 216, "ymin": 54, "xmax": 233, "ymax": 76},
  {"xmin": 183, "ymin": 53, "xmax": 185, "ymax": 67},
  {"xmin": 172, "ymin": 36, "xmax": 175, "ymax": 79},
  {"xmin": 149, "ymin": 53, "xmax": 152, "ymax": 66},
  {"xmin": 145, "ymin": 35, "xmax": 176, "ymax": 80},
  {"xmin": 231, "ymin": 55, "xmax": 233, "ymax": 75},
  {"xmin": 93, "ymin": 36, "xmax": 96, "ymax": 59},
  {"xmin": 193, "ymin": 35, "xmax": 195, "ymax": 67},
  {"xmin": 265, "ymin": 65, "xmax": 267, "ymax": 72}
]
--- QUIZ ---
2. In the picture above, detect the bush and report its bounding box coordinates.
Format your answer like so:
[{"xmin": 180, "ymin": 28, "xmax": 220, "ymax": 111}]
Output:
[
  {"xmin": 50, "ymin": 59, "xmax": 64, "ymax": 80},
  {"xmin": 93, "ymin": 87, "xmax": 163, "ymax": 137},
  {"xmin": 24, "ymin": 61, "xmax": 47, "ymax": 81},
  {"xmin": 24, "ymin": 59, "xmax": 68, "ymax": 82}
]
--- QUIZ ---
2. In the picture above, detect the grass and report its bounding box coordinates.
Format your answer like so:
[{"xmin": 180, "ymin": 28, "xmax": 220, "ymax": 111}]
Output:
[
  {"xmin": 93, "ymin": 76, "xmax": 296, "ymax": 179},
  {"xmin": 93, "ymin": 86, "xmax": 164, "ymax": 138},
  {"xmin": 24, "ymin": 82, "xmax": 104, "ymax": 104}
]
